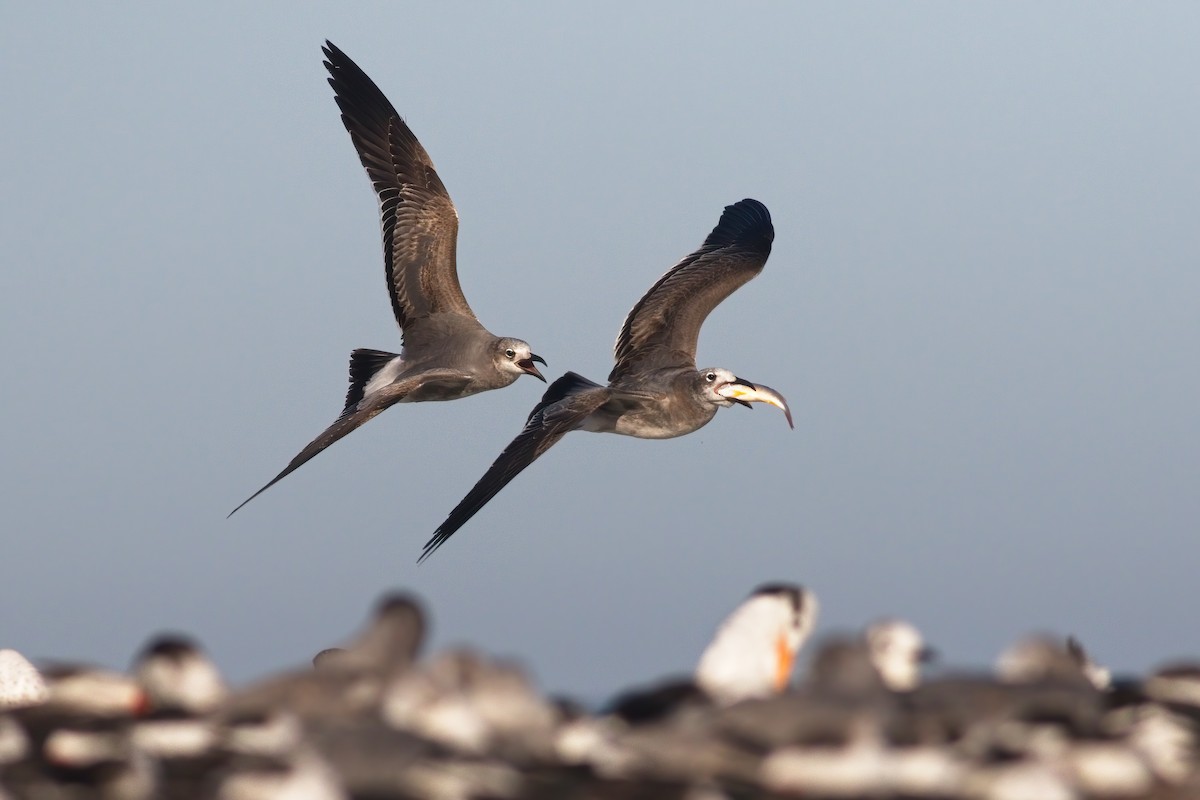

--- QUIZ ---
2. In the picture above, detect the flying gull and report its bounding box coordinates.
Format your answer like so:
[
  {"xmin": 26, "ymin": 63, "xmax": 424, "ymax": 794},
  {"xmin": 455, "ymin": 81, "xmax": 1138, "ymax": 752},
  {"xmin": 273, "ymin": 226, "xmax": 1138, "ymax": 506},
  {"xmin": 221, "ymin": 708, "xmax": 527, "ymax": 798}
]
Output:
[
  {"xmin": 419, "ymin": 198, "xmax": 791, "ymax": 561},
  {"xmin": 230, "ymin": 42, "xmax": 545, "ymax": 516}
]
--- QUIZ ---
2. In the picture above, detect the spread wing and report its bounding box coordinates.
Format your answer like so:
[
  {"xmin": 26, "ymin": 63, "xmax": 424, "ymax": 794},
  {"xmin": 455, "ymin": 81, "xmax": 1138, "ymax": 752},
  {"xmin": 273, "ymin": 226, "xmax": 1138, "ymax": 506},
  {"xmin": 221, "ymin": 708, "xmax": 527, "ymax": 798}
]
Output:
[
  {"xmin": 419, "ymin": 372, "xmax": 609, "ymax": 562},
  {"xmin": 610, "ymin": 199, "xmax": 774, "ymax": 382},
  {"xmin": 323, "ymin": 41, "xmax": 476, "ymax": 331}
]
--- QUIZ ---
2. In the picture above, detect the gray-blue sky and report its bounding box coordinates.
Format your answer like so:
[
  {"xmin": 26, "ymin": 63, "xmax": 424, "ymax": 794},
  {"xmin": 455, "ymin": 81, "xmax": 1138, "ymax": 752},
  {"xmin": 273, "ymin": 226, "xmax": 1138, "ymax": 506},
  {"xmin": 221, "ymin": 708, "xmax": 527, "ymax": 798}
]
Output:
[{"xmin": 2, "ymin": 4, "xmax": 1197, "ymax": 698}]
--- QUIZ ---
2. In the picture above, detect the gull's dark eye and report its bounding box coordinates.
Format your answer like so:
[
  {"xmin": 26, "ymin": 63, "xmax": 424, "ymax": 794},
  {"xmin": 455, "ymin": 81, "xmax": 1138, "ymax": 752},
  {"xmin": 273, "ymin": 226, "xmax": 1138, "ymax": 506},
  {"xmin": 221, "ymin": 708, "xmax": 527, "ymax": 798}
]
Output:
[
  {"xmin": 505, "ymin": 348, "xmax": 516, "ymax": 359},
  {"xmin": 705, "ymin": 372, "xmax": 716, "ymax": 382}
]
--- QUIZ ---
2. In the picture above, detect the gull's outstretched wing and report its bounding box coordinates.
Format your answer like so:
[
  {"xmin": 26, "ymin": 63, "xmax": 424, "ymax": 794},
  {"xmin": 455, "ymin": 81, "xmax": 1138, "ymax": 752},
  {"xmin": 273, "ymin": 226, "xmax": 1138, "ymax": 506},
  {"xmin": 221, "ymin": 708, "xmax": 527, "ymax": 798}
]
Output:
[
  {"xmin": 323, "ymin": 41, "xmax": 475, "ymax": 331},
  {"xmin": 610, "ymin": 199, "xmax": 773, "ymax": 381}
]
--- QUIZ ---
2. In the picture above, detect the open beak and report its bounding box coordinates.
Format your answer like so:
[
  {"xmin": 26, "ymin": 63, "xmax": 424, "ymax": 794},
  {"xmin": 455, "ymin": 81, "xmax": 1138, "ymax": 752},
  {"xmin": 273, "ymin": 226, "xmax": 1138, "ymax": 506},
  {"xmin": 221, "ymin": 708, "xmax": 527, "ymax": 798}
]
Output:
[
  {"xmin": 519, "ymin": 354, "xmax": 547, "ymax": 382},
  {"xmin": 718, "ymin": 378, "xmax": 794, "ymax": 429}
]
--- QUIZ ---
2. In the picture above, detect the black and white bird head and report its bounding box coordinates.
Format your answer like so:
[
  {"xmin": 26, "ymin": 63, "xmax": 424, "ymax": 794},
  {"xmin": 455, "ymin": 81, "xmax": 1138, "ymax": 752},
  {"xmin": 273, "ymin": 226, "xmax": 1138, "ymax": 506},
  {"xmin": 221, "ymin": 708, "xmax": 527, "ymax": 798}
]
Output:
[
  {"xmin": 695, "ymin": 583, "xmax": 818, "ymax": 704},
  {"xmin": 494, "ymin": 338, "xmax": 546, "ymax": 382},
  {"xmin": 863, "ymin": 618, "xmax": 933, "ymax": 692},
  {"xmin": 695, "ymin": 368, "xmax": 793, "ymax": 427},
  {"xmin": 133, "ymin": 634, "xmax": 227, "ymax": 715}
]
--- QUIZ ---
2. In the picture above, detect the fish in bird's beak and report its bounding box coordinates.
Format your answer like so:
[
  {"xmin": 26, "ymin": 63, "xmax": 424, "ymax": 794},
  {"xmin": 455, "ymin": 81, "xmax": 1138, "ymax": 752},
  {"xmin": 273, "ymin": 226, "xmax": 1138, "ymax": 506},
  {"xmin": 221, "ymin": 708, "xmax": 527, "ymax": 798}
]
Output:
[
  {"xmin": 519, "ymin": 354, "xmax": 547, "ymax": 382},
  {"xmin": 718, "ymin": 379, "xmax": 794, "ymax": 429}
]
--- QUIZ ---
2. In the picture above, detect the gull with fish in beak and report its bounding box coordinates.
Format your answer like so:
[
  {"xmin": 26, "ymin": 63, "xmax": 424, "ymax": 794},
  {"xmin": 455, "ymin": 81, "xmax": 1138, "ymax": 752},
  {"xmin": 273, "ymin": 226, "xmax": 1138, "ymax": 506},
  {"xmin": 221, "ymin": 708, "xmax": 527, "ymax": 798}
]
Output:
[{"xmin": 420, "ymin": 198, "xmax": 791, "ymax": 561}]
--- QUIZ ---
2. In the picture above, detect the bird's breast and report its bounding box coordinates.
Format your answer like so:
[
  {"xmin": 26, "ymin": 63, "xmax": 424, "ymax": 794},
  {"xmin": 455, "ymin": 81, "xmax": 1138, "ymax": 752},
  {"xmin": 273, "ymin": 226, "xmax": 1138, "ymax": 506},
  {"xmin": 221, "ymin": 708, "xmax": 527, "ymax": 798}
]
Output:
[{"xmin": 604, "ymin": 399, "xmax": 717, "ymax": 440}]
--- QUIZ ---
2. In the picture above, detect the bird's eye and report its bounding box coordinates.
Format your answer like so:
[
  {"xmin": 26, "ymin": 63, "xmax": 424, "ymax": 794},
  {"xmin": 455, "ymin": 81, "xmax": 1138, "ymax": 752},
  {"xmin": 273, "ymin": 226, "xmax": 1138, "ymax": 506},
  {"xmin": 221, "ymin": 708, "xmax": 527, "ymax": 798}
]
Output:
[
  {"xmin": 705, "ymin": 372, "xmax": 716, "ymax": 382},
  {"xmin": 505, "ymin": 348, "xmax": 516, "ymax": 358}
]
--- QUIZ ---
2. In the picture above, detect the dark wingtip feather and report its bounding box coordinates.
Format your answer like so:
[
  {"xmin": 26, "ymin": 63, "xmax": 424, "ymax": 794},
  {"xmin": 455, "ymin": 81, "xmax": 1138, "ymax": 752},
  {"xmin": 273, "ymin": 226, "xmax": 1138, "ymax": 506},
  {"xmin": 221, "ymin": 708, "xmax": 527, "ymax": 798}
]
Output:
[
  {"xmin": 420, "ymin": 520, "xmax": 464, "ymax": 562},
  {"xmin": 702, "ymin": 198, "xmax": 774, "ymax": 255},
  {"xmin": 417, "ymin": 534, "xmax": 444, "ymax": 564},
  {"xmin": 321, "ymin": 40, "xmax": 344, "ymax": 65}
]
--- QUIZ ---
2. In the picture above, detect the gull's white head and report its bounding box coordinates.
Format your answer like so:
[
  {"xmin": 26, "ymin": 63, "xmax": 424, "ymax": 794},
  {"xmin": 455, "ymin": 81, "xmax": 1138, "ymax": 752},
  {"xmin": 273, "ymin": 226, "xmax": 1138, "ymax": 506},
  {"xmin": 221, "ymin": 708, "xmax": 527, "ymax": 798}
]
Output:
[
  {"xmin": 695, "ymin": 583, "xmax": 818, "ymax": 705},
  {"xmin": 864, "ymin": 618, "xmax": 931, "ymax": 692},
  {"xmin": 495, "ymin": 338, "xmax": 546, "ymax": 382}
]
